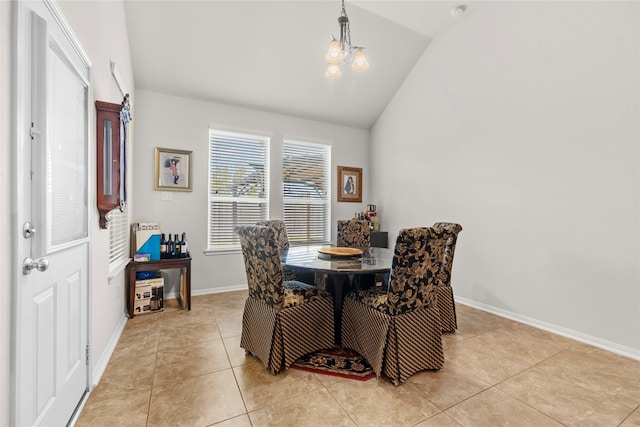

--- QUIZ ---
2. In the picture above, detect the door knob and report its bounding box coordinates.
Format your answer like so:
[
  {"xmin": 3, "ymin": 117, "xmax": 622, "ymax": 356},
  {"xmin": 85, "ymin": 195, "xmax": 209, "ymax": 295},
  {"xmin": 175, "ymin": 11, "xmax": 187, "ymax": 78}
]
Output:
[{"xmin": 23, "ymin": 257, "xmax": 49, "ymax": 275}]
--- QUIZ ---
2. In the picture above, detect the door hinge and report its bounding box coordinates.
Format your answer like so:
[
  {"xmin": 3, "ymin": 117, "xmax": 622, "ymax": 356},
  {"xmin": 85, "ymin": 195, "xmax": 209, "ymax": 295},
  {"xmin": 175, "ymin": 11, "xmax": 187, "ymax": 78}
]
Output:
[
  {"xmin": 85, "ymin": 345, "xmax": 90, "ymax": 365},
  {"xmin": 30, "ymin": 122, "xmax": 41, "ymax": 140}
]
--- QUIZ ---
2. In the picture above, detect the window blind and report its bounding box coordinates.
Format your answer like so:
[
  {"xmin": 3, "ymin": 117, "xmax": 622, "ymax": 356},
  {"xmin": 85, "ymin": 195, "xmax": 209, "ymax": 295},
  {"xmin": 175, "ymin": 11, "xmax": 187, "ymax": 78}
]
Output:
[
  {"xmin": 46, "ymin": 61, "xmax": 88, "ymax": 248},
  {"xmin": 283, "ymin": 140, "xmax": 331, "ymax": 244},
  {"xmin": 208, "ymin": 129, "xmax": 269, "ymax": 250},
  {"xmin": 108, "ymin": 205, "xmax": 129, "ymax": 265}
]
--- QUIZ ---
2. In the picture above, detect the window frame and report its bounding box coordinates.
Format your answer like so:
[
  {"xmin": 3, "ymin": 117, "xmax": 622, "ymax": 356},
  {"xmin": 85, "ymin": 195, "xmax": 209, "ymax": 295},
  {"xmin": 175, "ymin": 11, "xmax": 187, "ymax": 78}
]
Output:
[
  {"xmin": 282, "ymin": 139, "xmax": 331, "ymax": 246},
  {"xmin": 207, "ymin": 128, "xmax": 270, "ymax": 252}
]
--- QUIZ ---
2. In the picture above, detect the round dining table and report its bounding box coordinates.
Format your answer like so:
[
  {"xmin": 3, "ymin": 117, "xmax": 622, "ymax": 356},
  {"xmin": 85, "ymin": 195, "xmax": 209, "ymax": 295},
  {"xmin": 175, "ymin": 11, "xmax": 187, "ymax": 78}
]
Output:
[{"xmin": 280, "ymin": 245, "xmax": 394, "ymax": 344}]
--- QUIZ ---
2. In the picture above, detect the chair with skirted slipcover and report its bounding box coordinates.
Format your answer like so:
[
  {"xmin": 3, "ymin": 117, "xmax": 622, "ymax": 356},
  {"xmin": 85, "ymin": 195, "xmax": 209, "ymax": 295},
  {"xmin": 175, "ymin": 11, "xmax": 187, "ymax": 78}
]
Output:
[
  {"xmin": 432, "ymin": 222, "xmax": 463, "ymax": 333},
  {"xmin": 340, "ymin": 227, "xmax": 450, "ymax": 385},
  {"xmin": 257, "ymin": 219, "xmax": 316, "ymax": 285},
  {"xmin": 235, "ymin": 225, "xmax": 335, "ymax": 374},
  {"xmin": 336, "ymin": 218, "xmax": 375, "ymax": 289},
  {"xmin": 256, "ymin": 220, "xmax": 290, "ymax": 250},
  {"xmin": 337, "ymin": 218, "xmax": 371, "ymax": 250}
]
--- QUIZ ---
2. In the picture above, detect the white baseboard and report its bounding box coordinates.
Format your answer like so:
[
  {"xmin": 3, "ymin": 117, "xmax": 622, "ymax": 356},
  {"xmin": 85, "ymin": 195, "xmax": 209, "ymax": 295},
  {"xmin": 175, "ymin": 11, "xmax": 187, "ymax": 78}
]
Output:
[
  {"xmin": 165, "ymin": 291, "xmax": 179, "ymax": 300},
  {"xmin": 456, "ymin": 296, "xmax": 640, "ymax": 361},
  {"xmin": 69, "ymin": 313, "xmax": 127, "ymax": 427},
  {"xmin": 192, "ymin": 284, "xmax": 246, "ymax": 296},
  {"xmin": 164, "ymin": 284, "xmax": 246, "ymax": 301},
  {"xmin": 90, "ymin": 312, "xmax": 128, "ymax": 388}
]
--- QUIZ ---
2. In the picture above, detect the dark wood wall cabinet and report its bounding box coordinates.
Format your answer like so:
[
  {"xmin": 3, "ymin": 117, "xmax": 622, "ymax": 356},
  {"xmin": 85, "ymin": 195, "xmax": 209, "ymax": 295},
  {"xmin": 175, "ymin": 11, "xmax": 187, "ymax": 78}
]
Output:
[{"xmin": 96, "ymin": 97, "xmax": 129, "ymax": 229}]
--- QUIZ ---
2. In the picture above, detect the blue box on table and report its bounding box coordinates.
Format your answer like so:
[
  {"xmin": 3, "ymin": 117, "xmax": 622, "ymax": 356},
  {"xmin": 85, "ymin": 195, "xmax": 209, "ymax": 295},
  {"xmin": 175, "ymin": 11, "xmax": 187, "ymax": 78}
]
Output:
[
  {"xmin": 137, "ymin": 234, "xmax": 160, "ymax": 260},
  {"xmin": 132, "ymin": 222, "xmax": 161, "ymax": 261}
]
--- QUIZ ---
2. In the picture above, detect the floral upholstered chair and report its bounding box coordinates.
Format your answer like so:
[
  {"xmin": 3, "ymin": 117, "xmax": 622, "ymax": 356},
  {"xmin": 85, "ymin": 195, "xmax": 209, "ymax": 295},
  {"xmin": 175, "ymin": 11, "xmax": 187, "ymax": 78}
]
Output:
[
  {"xmin": 256, "ymin": 219, "xmax": 289, "ymax": 250},
  {"xmin": 340, "ymin": 227, "xmax": 449, "ymax": 385},
  {"xmin": 432, "ymin": 222, "xmax": 463, "ymax": 333},
  {"xmin": 235, "ymin": 225, "xmax": 334, "ymax": 374},
  {"xmin": 337, "ymin": 218, "xmax": 371, "ymax": 250},
  {"xmin": 256, "ymin": 219, "xmax": 315, "ymax": 285},
  {"xmin": 336, "ymin": 218, "xmax": 374, "ymax": 289}
]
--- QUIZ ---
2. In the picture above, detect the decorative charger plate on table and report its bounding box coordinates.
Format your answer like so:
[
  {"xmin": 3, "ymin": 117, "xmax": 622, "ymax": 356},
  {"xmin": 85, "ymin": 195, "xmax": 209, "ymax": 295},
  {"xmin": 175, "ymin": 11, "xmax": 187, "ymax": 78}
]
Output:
[{"xmin": 317, "ymin": 247, "xmax": 363, "ymax": 258}]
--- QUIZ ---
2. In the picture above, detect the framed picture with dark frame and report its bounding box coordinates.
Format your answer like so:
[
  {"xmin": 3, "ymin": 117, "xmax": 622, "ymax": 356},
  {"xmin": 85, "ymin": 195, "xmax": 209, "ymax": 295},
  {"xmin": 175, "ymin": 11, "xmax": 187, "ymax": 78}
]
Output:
[
  {"xmin": 337, "ymin": 165, "xmax": 362, "ymax": 202},
  {"xmin": 154, "ymin": 147, "xmax": 192, "ymax": 191}
]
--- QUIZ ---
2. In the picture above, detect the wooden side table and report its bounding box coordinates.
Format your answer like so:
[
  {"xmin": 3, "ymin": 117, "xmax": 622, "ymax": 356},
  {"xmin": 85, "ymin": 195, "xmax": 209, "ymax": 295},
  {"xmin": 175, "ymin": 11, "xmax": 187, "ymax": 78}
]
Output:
[{"xmin": 126, "ymin": 257, "xmax": 192, "ymax": 318}]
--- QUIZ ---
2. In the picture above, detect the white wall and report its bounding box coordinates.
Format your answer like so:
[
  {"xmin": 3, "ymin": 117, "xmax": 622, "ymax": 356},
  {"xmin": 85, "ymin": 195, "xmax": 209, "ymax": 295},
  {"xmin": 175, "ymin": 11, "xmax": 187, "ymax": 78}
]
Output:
[
  {"xmin": 57, "ymin": 0, "xmax": 135, "ymax": 381},
  {"xmin": 132, "ymin": 90, "xmax": 370, "ymax": 295},
  {"xmin": 371, "ymin": 1, "xmax": 640, "ymax": 357},
  {"xmin": 1, "ymin": 2, "xmax": 12, "ymax": 424}
]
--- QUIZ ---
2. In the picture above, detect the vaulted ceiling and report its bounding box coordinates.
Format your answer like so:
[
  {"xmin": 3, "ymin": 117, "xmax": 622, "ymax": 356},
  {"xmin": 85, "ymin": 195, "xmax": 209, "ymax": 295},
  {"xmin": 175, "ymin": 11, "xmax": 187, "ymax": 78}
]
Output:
[{"xmin": 123, "ymin": 1, "xmax": 468, "ymax": 130}]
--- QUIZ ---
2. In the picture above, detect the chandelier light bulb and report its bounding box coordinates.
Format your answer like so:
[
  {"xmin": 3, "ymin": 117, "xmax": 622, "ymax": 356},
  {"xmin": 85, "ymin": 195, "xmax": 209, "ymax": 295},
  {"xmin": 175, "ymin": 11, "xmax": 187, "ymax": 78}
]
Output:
[
  {"xmin": 350, "ymin": 49, "xmax": 369, "ymax": 72},
  {"xmin": 325, "ymin": 63, "xmax": 342, "ymax": 79},
  {"xmin": 325, "ymin": 39, "xmax": 344, "ymax": 64}
]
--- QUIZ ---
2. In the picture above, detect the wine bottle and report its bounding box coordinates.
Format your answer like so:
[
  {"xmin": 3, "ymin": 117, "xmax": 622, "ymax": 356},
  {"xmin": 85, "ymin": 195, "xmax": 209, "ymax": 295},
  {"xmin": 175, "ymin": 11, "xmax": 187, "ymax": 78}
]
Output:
[
  {"xmin": 167, "ymin": 234, "xmax": 175, "ymax": 258},
  {"xmin": 180, "ymin": 233, "xmax": 188, "ymax": 258},
  {"xmin": 174, "ymin": 234, "xmax": 181, "ymax": 258},
  {"xmin": 160, "ymin": 233, "xmax": 167, "ymax": 259}
]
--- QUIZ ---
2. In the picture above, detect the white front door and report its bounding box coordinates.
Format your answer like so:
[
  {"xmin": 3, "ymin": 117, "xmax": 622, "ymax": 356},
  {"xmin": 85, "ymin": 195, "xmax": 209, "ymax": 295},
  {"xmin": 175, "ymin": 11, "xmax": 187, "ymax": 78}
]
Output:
[{"xmin": 12, "ymin": 1, "xmax": 91, "ymax": 426}]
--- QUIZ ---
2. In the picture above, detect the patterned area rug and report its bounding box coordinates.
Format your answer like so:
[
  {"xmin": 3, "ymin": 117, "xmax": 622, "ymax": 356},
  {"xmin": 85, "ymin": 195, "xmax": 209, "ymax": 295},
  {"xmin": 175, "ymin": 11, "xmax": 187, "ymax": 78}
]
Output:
[{"xmin": 291, "ymin": 347, "xmax": 375, "ymax": 381}]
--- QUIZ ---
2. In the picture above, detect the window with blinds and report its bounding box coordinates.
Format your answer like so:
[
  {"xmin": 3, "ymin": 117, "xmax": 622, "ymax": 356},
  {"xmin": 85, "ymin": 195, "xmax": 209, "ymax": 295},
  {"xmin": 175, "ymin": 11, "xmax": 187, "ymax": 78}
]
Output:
[
  {"xmin": 283, "ymin": 140, "xmax": 331, "ymax": 244},
  {"xmin": 108, "ymin": 206, "xmax": 129, "ymax": 265},
  {"xmin": 208, "ymin": 129, "xmax": 269, "ymax": 250}
]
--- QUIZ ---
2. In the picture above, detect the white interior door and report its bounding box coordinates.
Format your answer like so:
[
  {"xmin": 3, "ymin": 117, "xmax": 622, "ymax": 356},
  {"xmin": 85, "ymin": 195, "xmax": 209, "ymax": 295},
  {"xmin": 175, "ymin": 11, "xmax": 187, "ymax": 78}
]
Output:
[{"xmin": 12, "ymin": 1, "xmax": 91, "ymax": 426}]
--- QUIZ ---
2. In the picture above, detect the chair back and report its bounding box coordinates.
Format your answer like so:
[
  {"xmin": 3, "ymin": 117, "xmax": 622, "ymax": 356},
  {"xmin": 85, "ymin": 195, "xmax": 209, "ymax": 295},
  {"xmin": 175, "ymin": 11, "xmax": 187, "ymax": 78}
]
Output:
[
  {"xmin": 337, "ymin": 218, "xmax": 371, "ymax": 250},
  {"xmin": 235, "ymin": 225, "xmax": 284, "ymax": 308},
  {"xmin": 387, "ymin": 227, "xmax": 449, "ymax": 315},
  {"xmin": 256, "ymin": 219, "xmax": 290, "ymax": 250},
  {"xmin": 432, "ymin": 222, "xmax": 463, "ymax": 287}
]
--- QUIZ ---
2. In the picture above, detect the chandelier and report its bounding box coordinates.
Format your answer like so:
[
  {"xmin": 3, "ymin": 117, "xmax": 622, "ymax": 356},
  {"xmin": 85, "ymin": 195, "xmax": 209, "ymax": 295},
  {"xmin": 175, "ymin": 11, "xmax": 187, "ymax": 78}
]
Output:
[{"xmin": 324, "ymin": 0, "xmax": 369, "ymax": 79}]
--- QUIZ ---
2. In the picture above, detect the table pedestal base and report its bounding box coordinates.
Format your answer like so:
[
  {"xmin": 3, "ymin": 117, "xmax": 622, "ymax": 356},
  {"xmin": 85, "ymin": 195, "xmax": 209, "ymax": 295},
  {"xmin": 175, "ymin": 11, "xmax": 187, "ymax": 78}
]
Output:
[{"xmin": 319, "ymin": 273, "xmax": 375, "ymax": 345}]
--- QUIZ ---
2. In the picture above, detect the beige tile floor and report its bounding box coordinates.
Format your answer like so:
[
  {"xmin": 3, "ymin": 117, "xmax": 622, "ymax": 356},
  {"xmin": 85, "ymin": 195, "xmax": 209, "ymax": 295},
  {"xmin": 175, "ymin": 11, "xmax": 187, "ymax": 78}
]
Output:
[{"xmin": 76, "ymin": 290, "xmax": 640, "ymax": 427}]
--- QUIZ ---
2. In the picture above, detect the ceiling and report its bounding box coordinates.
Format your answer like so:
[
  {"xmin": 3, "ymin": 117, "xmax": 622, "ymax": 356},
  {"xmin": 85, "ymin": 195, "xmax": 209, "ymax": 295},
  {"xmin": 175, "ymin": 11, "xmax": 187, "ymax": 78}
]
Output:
[{"xmin": 123, "ymin": 1, "xmax": 469, "ymax": 130}]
